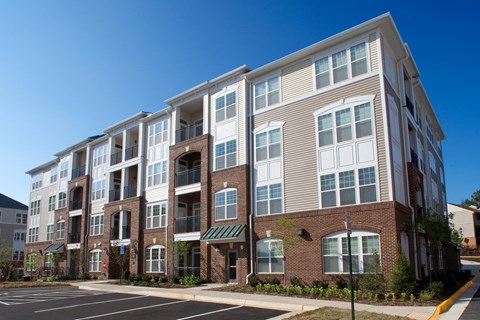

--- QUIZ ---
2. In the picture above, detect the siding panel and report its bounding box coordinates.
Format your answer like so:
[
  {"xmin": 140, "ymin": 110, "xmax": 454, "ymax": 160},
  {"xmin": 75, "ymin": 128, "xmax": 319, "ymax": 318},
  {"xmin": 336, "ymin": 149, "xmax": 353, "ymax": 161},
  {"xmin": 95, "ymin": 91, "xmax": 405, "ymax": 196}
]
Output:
[
  {"xmin": 369, "ymin": 32, "xmax": 378, "ymax": 71},
  {"xmin": 281, "ymin": 59, "xmax": 313, "ymax": 101}
]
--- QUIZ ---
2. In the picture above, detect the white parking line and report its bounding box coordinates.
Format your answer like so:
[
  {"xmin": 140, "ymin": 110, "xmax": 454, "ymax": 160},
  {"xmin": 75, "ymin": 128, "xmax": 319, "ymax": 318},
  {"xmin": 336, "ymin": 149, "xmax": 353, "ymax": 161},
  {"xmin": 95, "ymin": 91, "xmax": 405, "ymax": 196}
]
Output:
[
  {"xmin": 176, "ymin": 305, "xmax": 244, "ymax": 320},
  {"xmin": 35, "ymin": 295, "xmax": 147, "ymax": 313},
  {"xmin": 73, "ymin": 300, "xmax": 189, "ymax": 320}
]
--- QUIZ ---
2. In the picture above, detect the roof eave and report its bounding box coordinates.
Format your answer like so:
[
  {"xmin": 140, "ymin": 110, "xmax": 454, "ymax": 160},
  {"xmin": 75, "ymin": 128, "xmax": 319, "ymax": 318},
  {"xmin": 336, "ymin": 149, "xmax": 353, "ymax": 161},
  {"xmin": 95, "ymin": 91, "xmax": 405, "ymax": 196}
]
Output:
[{"xmin": 103, "ymin": 111, "xmax": 151, "ymax": 133}]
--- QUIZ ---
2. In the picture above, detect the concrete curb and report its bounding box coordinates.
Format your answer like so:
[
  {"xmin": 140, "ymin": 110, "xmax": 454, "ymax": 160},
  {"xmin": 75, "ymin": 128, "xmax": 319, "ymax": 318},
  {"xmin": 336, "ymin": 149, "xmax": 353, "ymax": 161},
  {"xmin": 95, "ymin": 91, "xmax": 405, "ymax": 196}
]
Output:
[{"xmin": 428, "ymin": 275, "xmax": 477, "ymax": 320}]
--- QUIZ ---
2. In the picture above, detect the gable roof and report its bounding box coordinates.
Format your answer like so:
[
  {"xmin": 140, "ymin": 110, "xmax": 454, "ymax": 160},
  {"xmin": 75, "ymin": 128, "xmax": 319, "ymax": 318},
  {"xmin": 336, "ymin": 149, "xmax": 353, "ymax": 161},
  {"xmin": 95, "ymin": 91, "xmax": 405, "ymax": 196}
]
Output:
[{"xmin": 0, "ymin": 193, "xmax": 28, "ymax": 210}]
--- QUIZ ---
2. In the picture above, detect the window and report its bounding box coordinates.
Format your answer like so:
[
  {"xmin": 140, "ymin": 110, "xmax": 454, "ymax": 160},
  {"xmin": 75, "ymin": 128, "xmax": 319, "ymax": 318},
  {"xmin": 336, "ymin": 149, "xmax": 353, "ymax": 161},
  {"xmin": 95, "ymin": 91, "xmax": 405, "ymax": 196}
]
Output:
[
  {"xmin": 358, "ymin": 167, "xmax": 377, "ymax": 203},
  {"xmin": 147, "ymin": 161, "xmax": 167, "ymax": 187},
  {"xmin": 339, "ymin": 170, "xmax": 355, "ymax": 205},
  {"xmin": 256, "ymin": 238, "xmax": 284, "ymax": 273},
  {"xmin": 254, "ymin": 76, "xmax": 280, "ymax": 110},
  {"xmin": 145, "ymin": 245, "xmax": 165, "ymax": 273},
  {"xmin": 320, "ymin": 174, "xmax": 336, "ymax": 207},
  {"xmin": 318, "ymin": 114, "xmax": 333, "ymax": 147},
  {"xmin": 16, "ymin": 212, "xmax": 27, "ymax": 224},
  {"xmin": 31, "ymin": 173, "xmax": 43, "ymax": 190},
  {"xmin": 46, "ymin": 224, "xmax": 54, "ymax": 241},
  {"xmin": 215, "ymin": 189, "xmax": 237, "ymax": 220},
  {"xmin": 50, "ymin": 166, "xmax": 58, "ymax": 183},
  {"xmin": 26, "ymin": 253, "xmax": 38, "ymax": 271},
  {"xmin": 322, "ymin": 231, "xmax": 380, "ymax": 273},
  {"xmin": 216, "ymin": 91, "xmax": 236, "ymax": 122},
  {"xmin": 30, "ymin": 200, "xmax": 40, "ymax": 216},
  {"xmin": 48, "ymin": 195, "xmax": 56, "ymax": 211},
  {"xmin": 255, "ymin": 128, "xmax": 281, "ymax": 162},
  {"xmin": 148, "ymin": 119, "xmax": 169, "ymax": 147},
  {"xmin": 58, "ymin": 192, "xmax": 67, "ymax": 208},
  {"xmin": 93, "ymin": 145, "xmax": 107, "ymax": 167},
  {"xmin": 256, "ymin": 183, "xmax": 282, "ymax": 216},
  {"xmin": 44, "ymin": 253, "xmax": 53, "ymax": 270},
  {"xmin": 13, "ymin": 251, "xmax": 24, "ymax": 261},
  {"xmin": 89, "ymin": 249, "xmax": 102, "ymax": 272},
  {"xmin": 354, "ymin": 103, "xmax": 372, "ymax": 138},
  {"xmin": 60, "ymin": 161, "xmax": 69, "ymax": 179},
  {"xmin": 314, "ymin": 42, "xmax": 369, "ymax": 89},
  {"xmin": 90, "ymin": 214, "xmax": 104, "ymax": 235},
  {"xmin": 146, "ymin": 202, "xmax": 167, "ymax": 229},
  {"xmin": 27, "ymin": 227, "xmax": 39, "ymax": 243},
  {"xmin": 13, "ymin": 232, "xmax": 26, "ymax": 241},
  {"xmin": 335, "ymin": 108, "xmax": 352, "ymax": 143},
  {"xmin": 56, "ymin": 220, "xmax": 65, "ymax": 240},
  {"xmin": 215, "ymin": 139, "xmax": 237, "ymax": 170},
  {"xmin": 91, "ymin": 179, "xmax": 106, "ymax": 201}
]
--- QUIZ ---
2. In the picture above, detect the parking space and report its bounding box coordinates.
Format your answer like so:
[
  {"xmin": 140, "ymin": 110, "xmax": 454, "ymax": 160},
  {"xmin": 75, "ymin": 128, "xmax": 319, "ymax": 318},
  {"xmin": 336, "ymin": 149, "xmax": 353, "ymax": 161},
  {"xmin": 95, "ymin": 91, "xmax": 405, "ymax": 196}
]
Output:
[{"xmin": 0, "ymin": 287, "xmax": 288, "ymax": 320}]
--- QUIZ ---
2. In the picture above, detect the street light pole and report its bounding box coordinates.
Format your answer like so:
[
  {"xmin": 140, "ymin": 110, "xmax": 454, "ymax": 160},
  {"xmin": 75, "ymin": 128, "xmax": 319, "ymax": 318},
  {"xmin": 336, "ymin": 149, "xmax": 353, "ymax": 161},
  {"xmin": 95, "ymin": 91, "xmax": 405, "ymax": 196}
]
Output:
[{"xmin": 345, "ymin": 212, "xmax": 355, "ymax": 320}]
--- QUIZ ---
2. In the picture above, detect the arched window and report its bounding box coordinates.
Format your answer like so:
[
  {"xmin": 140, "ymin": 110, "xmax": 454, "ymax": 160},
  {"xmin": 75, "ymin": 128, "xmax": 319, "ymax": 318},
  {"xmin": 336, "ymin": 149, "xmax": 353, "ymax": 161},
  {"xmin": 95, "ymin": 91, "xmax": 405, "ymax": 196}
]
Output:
[
  {"xmin": 146, "ymin": 245, "xmax": 165, "ymax": 273},
  {"xmin": 89, "ymin": 249, "xmax": 102, "ymax": 272},
  {"xmin": 215, "ymin": 188, "xmax": 237, "ymax": 220},
  {"xmin": 256, "ymin": 238, "xmax": 284, "ymax": 274}
]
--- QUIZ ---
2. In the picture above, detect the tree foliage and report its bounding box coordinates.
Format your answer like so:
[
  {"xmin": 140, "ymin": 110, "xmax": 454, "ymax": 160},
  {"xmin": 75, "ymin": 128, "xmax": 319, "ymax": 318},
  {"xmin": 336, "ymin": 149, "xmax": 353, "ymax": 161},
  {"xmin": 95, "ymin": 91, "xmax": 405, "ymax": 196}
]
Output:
[
  {"xmin": 0, "ymin": 240, "xmax": 13, "ymax": 279},
  {"xmin": 360, "ymin": 251, "xmax": 386, "ymax": 293},
  {"xmin": 391, "ymin": 245, "xmax": 416, "ymax": 294},
  {"xmin": 461, "ymin": 189, "xmax": 480, "ymax": 208}
]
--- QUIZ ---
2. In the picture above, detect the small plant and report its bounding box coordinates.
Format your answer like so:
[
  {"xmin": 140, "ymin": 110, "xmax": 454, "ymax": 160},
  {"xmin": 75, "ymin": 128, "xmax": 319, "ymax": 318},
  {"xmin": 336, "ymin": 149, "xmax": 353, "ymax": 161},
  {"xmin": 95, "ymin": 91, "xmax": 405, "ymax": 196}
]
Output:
[
  {"xmin": 158, "ymin": 276, "xmax": 167, "ymax": 283},
  {"xmin": 311, "ymin": 279, "xmax": 329, "ymax": 289},
  {"xmin": 419, "ymin": 290, "xmax": 434, "ymax": 301},
  {"xmin": 367, "ymin": 292, "xmax": 374, "ymax": 301},
  {"xmin": 334, "ymin": 275, "xmax": 348, "ymax": 289},
  {"xmin": 391, "ymin": 292, "xmax": 396, "ymax": 302},
  {"xmin": 410, "ymin": 293, "xmax": 416, "ymax": 302},
  {"xmin": 384, "ymin": 292, "xmax": 390, "ymax": 301},
  {"xmin": 391, "ymin": 244, "xmax": 416, "ymax": 295},
  {"xmin": 427, "ymin": 281, "xmax": 444, "ymax": 296},
  {"xmin": 179, "ymin": 274, "xmax": 202, "ymax": 286},
  {"xmin": 248, "ymin": 275, "xmax": 259, "ymax": 287},
  {"xmin": 290, "ymin": 276, "xmax": 303, "ymax": 287},
  {"xmin": 264, "ymin": 278, "xmax": 280, "ymax": 285},
  {"xmin": 374, "ymin": 293, "xmax": 379, "ymax": 302},
  {"xmin": 400, "ymin": 292, "xmax": 407, "ymax": 301}
]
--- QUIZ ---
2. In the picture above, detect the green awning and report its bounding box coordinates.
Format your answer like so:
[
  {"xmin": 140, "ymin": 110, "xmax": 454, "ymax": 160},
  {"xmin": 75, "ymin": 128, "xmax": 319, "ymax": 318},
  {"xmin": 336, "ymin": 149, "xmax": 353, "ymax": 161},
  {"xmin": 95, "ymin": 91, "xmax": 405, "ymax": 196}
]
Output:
[
  {"xmin": 44, "ymin": 243, "xmax": 65, "ymax": 253},
  {"xmin": 200, "ymin": 224, "xmax": 246, "ymax": 244}
]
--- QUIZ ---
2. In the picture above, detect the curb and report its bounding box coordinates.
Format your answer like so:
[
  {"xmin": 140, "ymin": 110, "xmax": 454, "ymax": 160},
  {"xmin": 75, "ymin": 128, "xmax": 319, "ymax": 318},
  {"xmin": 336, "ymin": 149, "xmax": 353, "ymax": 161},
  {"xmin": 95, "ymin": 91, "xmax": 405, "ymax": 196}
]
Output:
[{"xmin": 428, "ymin": 275, "xmax": 477, "ymax": 320}]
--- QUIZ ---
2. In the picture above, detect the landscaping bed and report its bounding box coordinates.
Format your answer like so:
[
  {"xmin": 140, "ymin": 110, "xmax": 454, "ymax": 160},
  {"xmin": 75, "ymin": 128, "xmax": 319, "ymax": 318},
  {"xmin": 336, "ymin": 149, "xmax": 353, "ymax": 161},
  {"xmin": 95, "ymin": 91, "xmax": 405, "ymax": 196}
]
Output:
[
  {"xmin": 0, "ymin": 281, "xmax": 71, "ymax": 288},
  {"xmin": 285, "ymin": 307, "xmax": 409, "ymax": 320}
]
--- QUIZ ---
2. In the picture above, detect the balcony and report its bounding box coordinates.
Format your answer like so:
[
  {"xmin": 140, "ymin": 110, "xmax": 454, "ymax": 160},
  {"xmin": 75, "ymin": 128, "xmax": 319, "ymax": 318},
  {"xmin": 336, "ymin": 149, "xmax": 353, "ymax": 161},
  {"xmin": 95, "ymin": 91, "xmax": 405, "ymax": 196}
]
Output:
[
  {"xmin": 174, "ymin": 215, "xmax": 200, "ymax": 234},
  {"xmin": 124, "ymin": 145, "xmax": 138, "ymax": 161},
  {"xmin": 110, "ymin": 226, "xmax": 130, "ymax": 240},
  {"xmin": 109, "ymin": 189, "xmax": 121, "ymax": 202},
  {"xmin": 110, "ymin": 151, "xmax": 122, "ymax": 166},
  {"xmin": 123, "ymin": 184, "xmax": 137, "ymax": 199},
  {"xmin": 68, "ymin": 232, "xmax": 81, "ymax": 243},
  {"xmin": 176, "ymin": 167, "xmax": 201, "ymax": 187},
  {"xmin": 69, "ymin": 199, "xmax": 82, "ymax": 211},
  {"xmin": 176, "ymin": 123, "xmax": 203, "ymax": 143},
  {"xmin": 405, "ymin": 95, "xmax": 414, "ymax": 116},
  {"xmin": 410, "ymin": 149, "xmax": 419, "ymax": 169},
  {"xmin": 71, "ymin": 166, "xmax": 86, "ymax": 179}
]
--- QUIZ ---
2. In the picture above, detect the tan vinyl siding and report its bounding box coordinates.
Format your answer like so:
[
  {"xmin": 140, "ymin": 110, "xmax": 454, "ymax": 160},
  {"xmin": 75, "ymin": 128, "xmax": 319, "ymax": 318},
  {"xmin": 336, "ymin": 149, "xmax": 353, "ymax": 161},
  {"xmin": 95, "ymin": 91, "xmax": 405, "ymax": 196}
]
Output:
[
  {"xmin": 254, "ymin": 75, "xmax": 388, "ymax": 213},
  {"xmin": 281, "ymin": 58, "xmax": 313, "ymax": 101},
  {"xmin": 369, "ymin": 32, "xmax": 378, "ymax": 71}
]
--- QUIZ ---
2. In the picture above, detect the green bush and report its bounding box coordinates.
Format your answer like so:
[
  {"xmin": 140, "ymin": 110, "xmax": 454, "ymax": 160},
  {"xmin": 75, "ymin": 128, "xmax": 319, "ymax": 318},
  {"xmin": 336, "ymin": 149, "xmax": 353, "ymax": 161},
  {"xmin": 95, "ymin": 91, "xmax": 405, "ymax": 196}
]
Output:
[
  {"xmin": 391, "ymin": 245, "xmax": 416, "ymax": 294},
  {"xmin": 179, "ymin": 274, "xmax": 202, "ymax": 286},
  {"xmin": 263, "ymin": 278, "xmax": 280, "ymax": 285},
  {"xmin": 290, "ymin": 276, "xmax": 303, "ymax": 287},
  {"xmin": 7, "ymin": 268, "xmax": 18, "ymax": 281},
  {"xmin": 247, "ymin": 275, "xmax": 259, "ymax": 287},
  {"xmin": 128, "ymin": 273, "xmax": 136, "ymax": 282},
  {"xmin": 311, "ymin": 279, "xmax": 329, "ymax": 289},
  {"xmin": 419, "ymin": 290, "xmax": 434, "ymax": 301},
  {"xmin": 360, "ymin": 251, "xmax": 386, "ymax": 293},
  {"xmin": 334, "ymin": 275, "xmax": 348, "ymax": 289},
  {"xmin": 427, "ymin": 281, "xmax": 444, "ymax": 296}
]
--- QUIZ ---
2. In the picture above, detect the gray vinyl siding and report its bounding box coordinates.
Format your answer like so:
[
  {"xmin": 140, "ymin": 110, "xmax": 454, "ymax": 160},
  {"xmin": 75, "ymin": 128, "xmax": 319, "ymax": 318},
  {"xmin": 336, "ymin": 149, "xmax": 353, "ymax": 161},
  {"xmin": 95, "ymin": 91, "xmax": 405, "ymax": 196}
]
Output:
[
  {"xmin": 369, "ymin": 32, "xmax": 378, "ymax": 71},
  {"xmin": 254, "ymin": 75, "xmax": 388, "ymax": 213},
  {"xmin": 281, "ymin": 58, "xmax": 313, "ymax": 102}
]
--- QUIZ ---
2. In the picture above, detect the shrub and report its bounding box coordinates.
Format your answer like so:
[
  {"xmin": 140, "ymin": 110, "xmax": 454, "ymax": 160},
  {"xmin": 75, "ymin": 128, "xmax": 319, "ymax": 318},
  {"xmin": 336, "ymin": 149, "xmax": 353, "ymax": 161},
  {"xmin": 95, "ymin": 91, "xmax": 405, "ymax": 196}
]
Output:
[
  {"xmin": 334, "ymin": 275, "xmax": 348, "ymax": 289},
  {"xmin": 290, "ymin": 276, "xmax": 303, "ymax": 287},
  {"xmin": 410, "ymin": 293, "xmax": 416, "ymax": 302},
  {"xmin": 158, "ymin": 276, "xmax": 167, "ymax": 283},
  {"xmin": 7, "ymin": 269, "xmax": 18, "ymax": 281},
  {"xmin": 263, "ymin": 278, "xmax": 280, "ymax": 285},
  {"xmin": 128, "ymin": 273, "xmax": 136, "ymax": 282},
  {"xmin": 419, "ymin": 290, "xmax": 434, "ymax": 301},
  {"xmin": 141, "ymin": 274, "xmax": 152, "ymax": 282},
  {"xmin": 360, "ymin": 251, "xmax": 386, "ymax": 293},
  {"xmin": 247, "ymin": 275, "xmax": 259, "ymax": 287},
  {"xmin": 391, "ymin": 245, "xmax": 416, "ymax": 294},
  {"xmin": 179, "ymin": 274, "xmax": 202, "ymax": 286},
  {"xmin": 427, "ymin": 281, "xmax": 444, "ymax": 296},
  {"xmin": 311, "ymin": 279, "xmax": 329, "ymax": 289},
  {"xmin": 400, "ymin": 292, "xmax": 407, "ymax": 301}
]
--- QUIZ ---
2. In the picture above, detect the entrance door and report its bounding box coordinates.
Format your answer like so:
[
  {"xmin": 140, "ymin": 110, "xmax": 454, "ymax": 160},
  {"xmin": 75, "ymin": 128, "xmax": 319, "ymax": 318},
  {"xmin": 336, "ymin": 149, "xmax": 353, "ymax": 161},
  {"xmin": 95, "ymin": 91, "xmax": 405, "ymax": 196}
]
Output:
[
  {"xmin": 177, "ymin": 203, "xmax": 188, "ymax": 233},
  {"xmin": 227, "ymin": 250, "xmax": 237, "ymax": 283}
]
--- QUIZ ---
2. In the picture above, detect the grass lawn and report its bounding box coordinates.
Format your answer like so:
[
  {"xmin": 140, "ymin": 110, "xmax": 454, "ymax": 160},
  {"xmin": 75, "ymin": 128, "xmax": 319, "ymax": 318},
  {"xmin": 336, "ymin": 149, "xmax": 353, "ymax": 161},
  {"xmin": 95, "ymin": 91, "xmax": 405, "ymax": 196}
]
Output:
[{"xmin": 286, "ymin": 307, "xmax": 409, "ymax": 320}]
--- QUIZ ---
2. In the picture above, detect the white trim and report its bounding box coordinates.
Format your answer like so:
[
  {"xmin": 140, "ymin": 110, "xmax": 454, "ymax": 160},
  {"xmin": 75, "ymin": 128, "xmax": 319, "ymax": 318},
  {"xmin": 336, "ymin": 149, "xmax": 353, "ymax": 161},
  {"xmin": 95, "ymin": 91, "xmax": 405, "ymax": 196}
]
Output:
[
  {"xmin": 174, "ymin": 232, "xmax": 201, "ymax": 242},
  {"xmin": 252, "ymin": 72, "xmax": 282, "ymax": 113},
  {"xmin": 175, "ymin": 183, "xmax": 201, "ymax": 195},
  {"xmin": 253, "ymin": 121, "xmax": 285, "ymax": 134},
  {"xmin": 214, "ymin": 188, "xmax": 238, "ymax": 221}
]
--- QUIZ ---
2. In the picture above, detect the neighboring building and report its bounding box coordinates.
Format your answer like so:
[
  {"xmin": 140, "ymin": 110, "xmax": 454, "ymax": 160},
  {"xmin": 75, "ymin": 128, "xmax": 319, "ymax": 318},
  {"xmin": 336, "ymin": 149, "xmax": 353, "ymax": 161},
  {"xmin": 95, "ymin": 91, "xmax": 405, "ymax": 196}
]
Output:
[
  {"xmin": 25, "ymin": 13, "xmax": 457, "ymax": 284},
  {"xmin": 448, "ymin": 203, "xmax": 480, "ymax": 249},
  {"xmin": 0, "ymin": 193, "xmax": 28, "ymax": 276}
]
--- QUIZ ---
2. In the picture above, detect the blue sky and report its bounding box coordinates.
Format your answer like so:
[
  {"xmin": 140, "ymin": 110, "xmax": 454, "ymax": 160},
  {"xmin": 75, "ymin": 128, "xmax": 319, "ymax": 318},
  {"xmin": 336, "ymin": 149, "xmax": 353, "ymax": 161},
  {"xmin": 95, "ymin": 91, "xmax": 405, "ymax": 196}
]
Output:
[{"xmin": 0, "ymin": 1, "xmax": 477, "ymax": 205}]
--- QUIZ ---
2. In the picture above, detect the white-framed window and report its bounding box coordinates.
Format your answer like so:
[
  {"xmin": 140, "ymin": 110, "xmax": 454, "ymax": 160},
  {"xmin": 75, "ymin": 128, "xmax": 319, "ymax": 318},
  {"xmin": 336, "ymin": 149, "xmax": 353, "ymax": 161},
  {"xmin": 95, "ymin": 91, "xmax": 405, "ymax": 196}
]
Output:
[
  {"xmin": 50, "ymin": 166, "xmax": 58, "ymax": 184},
  {"xmin": 91, "ymin": 179, "xmax": 106, "ymax": 201},
  {"xmin": 145, "ymin": 245, "xmax": 165, "ymax": 273},
  {"xmin": 48, "ymin": 195, "xmax": 56, "ymax": 212},
  {"xmin": 254, "ymin": 75, "xmax": 280, "ymax": 110},
  {"xmin": 255, "ymin": 128, "xmax": 281, "ymax": 162},
  {"xmin": 56, "ymin": 220, "xmax": 65, "ymax": 240},
  {"xmin": 93, "ymin": 144, "xmax": 107, "ymax": 167},
  {"xmin": 358, "ymin": 167, "xmax": 377, "ymax": 203},
  {"xmin": 58, "ymin": 192, "xmax": 67, "ymax": 208},
  {"xmin": 13, "ymin": 251, "xmax": 24, "ymax": 261},
  {"xmin": 314, "ymin": 41, "xmax": 369, "ymax": 90},
  {"xmin": 27, "ymin": 227, "xmax": 39, "ymax": 243},
  {"xmin": 60, "ymin": 161, "xmax": 69, "ymax": 179},
  {"xmin": 26, "ymin": 253, "xmax": 38, "ymax": 271},
  {"xmin": 31, "ymin": 173, "xmax": 43, "ymax": 190},
  {"xmin": 256, "ymin": 183, "xmax": 283, "ymax": 216},
  {"xmin": 256, "ymin": 238, "xmax": 284, "ymax": 273},
  {"xmin": 46, "ymin": 224, "xmax": 54, "ymax": 241},
  {"xmin": 215, "ymin": 189, "xmax": 237, "ymax": 220},
  {"xmin": 90, "ymin": 214, "xmax": 104, "ymax": 235},
  {"xmin": 148, "ymin": 119, "xmax": 169, "ymax": 147},
  {"xmin": 146, "ymin": 202, "xmax": 167, "ymax": 229},
  {"xmin": 147, "ymin": 161, "xmax": 167, "ymax": 187},
  {"xmin": 13, "ymin": 231, "xmax": 26, "ymax": 241},
  {"xmin": 16, "ymin": 212, "xmax": 27, "ymax": 224},
  {"xmin": 320, "ymin": 173, "xmax": 336, "ymax": 207},
  {"xmin": 89, "ymin": 249, "xmax": 102, "ymax": 272},
  {"xmin": 215, "ymin": 139, "xmax": 237, "ymax": 170},
  {"xmin": 30, "ymin": 200, "xmax": 40, "ymax": 216},
  {"xmin": 44, "ymin": 253, "xmax": 53, "ymax": 269},
  {"xmin": 339, "ymin": 170, "xmax": 356, "ymax": 205},
  {"xmin": 322, "ymin": 230, "xmax": 380, "ymax": 273},
  {"xmin": 215, "ymin": 91, "xmax": 236, "ymax": 122}
]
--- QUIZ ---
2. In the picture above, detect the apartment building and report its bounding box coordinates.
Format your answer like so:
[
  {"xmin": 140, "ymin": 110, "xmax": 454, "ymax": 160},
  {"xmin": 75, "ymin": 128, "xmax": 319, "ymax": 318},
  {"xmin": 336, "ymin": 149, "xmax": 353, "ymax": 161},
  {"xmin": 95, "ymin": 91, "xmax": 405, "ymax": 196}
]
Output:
[
  {"xmin": 0, "ymin": 193, "xmax": 28, "ymax": 276},
  {"xmin": 25, "ymin": 13, "xmax": 457, "ymax": 284},
  {"xmin": 448, "ymin": 203, "xmax": 480, "ymax": 249}
]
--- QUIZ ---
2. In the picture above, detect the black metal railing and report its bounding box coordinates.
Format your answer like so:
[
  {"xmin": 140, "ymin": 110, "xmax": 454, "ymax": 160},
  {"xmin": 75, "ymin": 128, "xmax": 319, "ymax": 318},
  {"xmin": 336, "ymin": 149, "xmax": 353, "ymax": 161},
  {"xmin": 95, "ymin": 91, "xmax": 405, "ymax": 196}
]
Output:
[
  {"xmin": 109, "ymin": 189, "xmax": 121, "ymax": 202},
  {"xmin": 110, "ymin": 151, "xmax": 122, "ymax": 165},
  {"xmin": 405, "ymin": 95, "xmax": 414, "ymax": 116},
  {"xmin": 123, "ymin": 184, "xmax": 137, "ymax": 199},
  {"xmin": 175, "ymin": 122, "xmax": 203, "ymax": 143},
  {"xmin": 69, "ymin": 199, "xmax": 82, "ymax": 211},
  {"xmin": 175, "ymin": 167, "xmax": 201, "ymax": 187},
  {"xmin": 174, "ymin": 215, "xmax": 200, "ymax": 233},
  {"xmin": 68, "ymin": 232, "xmax": 81, "ymax": 243},
  {"xmin": 124, "ymin": 145, "xmax": 138, "ymax": 161},
  {"xmin": 410, "ymin": 149, "xmax": 419, "ymax": 168},
  {"xmin": 110, "ymin": 226, "xmax": 130, "ymax": 240},
  {"xmin": 71, "ymin": 166, "xmax": 86, "ymax": 179}
]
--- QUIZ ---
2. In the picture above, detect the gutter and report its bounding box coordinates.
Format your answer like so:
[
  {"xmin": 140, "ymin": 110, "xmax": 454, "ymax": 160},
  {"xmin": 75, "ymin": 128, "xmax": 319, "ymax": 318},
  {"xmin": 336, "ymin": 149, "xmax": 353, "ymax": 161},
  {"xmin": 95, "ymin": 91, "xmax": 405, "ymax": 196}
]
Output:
[{"xmin": 245, "ymin": 77, "xmax": 254, "ymax": 284}]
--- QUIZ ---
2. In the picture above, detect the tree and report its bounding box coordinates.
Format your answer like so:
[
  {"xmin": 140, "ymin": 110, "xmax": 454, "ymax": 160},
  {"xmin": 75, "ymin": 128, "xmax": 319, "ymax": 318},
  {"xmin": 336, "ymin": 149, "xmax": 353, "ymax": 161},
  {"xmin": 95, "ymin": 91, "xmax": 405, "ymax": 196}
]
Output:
[
  {"xmin": 0, "ymin": 240, "xmax": 13, "ymax": 281},
  {"xmin": 106, "ymin": 240, "xmax": 137, "ymax": 284},
  {"xmin": 360, "ymin": 251, "xmax": 386, "ymax": 293},
  {"xmin": 391, "ymin": 244, "xmax": 416, "ymax": 294},
  {"xmin": 272, "ymin": 216, "xmax": 302, "ymax": 285},
  {"xmin": 461, "ymin": 189, "xmax": 480, "ymax": 208}
]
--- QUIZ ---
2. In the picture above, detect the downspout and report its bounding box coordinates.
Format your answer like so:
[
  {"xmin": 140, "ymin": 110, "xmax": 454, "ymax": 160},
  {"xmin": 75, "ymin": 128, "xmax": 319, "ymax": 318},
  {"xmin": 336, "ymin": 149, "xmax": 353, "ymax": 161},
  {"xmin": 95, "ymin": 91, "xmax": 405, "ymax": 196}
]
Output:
[
  {"xmin": 84, "ymin": 146, "xmax": 92, "ymax": 278},
  {"xmin": 245, "ymin": 77, "xmax": 254, "ymax": 284},
  {"xmin": 165, "ymin": 108, "xmax": 171, "ymax": 278}
]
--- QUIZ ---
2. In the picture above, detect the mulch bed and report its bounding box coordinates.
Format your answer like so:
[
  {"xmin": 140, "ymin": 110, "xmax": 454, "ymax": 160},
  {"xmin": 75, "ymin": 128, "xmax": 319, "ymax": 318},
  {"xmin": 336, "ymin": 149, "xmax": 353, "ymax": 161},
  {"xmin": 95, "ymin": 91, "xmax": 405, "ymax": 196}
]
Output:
[{"xmin": 0, "ymin": 281, "xmax": 71, "ymax": 288}]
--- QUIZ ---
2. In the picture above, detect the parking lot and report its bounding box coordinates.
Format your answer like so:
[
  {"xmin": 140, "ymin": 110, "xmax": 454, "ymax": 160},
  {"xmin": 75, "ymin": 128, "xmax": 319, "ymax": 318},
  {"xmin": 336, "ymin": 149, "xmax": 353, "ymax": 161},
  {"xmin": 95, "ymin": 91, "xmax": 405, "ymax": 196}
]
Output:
[{"xmin": 0, "ymin": 287, "xmax": 288, "ymax": 320}]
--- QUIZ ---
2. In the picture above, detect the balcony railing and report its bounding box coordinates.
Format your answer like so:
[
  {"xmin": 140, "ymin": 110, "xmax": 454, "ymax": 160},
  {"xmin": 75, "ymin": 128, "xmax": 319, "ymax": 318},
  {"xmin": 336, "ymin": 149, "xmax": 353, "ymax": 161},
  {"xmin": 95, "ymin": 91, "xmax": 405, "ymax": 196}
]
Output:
[
  {"xmin": 410, "ymin": 149, "xmax": 419, "ymax": 169},
  {"xmin": 405, "ymin": 95, "xmax": 414, "ymax": 116},
  {"xmin": 110, "ymin": 226, "xmax": 130, "ymax": 240},
  {"xmin": 175, "ymin": 167, "xmax": 201, "ymax": 187},
  {"xmin": 124, "ymin": 145, "xmax": 138, "ymax": 161},
  {"xmin": 176, "ymin": 122, "xmax": 203, "ymax": 143},
  {"xmin": 109, "ymin": 189, "xmax": 121, "ymax": 202},
  {"xmin": 175, "ymin": 267, "xmax": 200, "ymax": 277},
  {"xmin": 124, "ymin": 184, "xmax": 137, "ymax": 199},
  {"xmin": 110, "ymin": 151, "xmax": 122, "ymax": 166},
  {"xmin": 71, "ymin": 166, "xmax": 86, "ymax": 179},
  {"xmin": 68, "ymin": 232, "xmax": 81, "ymax": 243},
  {"xmin": 69, "ymin": 199, "xmax": 83, "ymax": 211},
  {"xmin": 174, "ymin": 215, "xmax": 200, "ymax": 233}
]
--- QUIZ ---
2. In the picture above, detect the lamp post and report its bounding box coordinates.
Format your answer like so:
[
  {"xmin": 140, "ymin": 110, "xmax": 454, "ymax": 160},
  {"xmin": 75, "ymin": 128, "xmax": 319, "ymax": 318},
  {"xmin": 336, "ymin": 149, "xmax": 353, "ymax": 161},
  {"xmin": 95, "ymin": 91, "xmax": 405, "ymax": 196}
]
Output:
[{"xmin": 345, "ymin": 212, "xmax": 355, "ymax": 320}]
